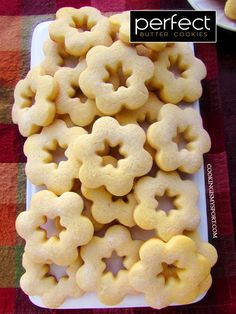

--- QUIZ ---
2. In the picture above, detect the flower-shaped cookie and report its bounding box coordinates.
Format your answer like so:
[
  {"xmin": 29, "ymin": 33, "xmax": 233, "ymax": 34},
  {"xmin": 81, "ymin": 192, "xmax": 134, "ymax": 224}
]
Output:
[
  {"xmin": 150, "ymin": 43, "xmax": 207, "ymax": 104},
  {"xmin": 134, "ymin": 170, "xmax": 200, "ymax": 241},
  {"xmin": 79, "ymin": 40, "xmax": 154, "ymax": 115},
  {"xmin": 184, "ymin": 231, "xmax": 218, "ymax": 268},
  {"xmin": 129, "ymin": 235, "xmax": 213, "ymax": 309},
  {"xmin": 54, "ymin": 59, "xmax": 100, "ymax": 126},
  {"xmin": 12, "ymin": 66, "xmax": 57, "ymax": 137},
  {"xmin": 24, "ymin": 119, "xmax": 87, "ymax": 195},
  {"xmin": 109, "ymin": 11, "xmax": 167, "ymax": 52},
  {"xmin": 73, "ymin": 117, "xmax": 153, "ymax": 196},
  {"xmin": 116, "ymin": 92, "xmax": 163, "ymax": 126},
  {"xmin": 135, "ymin": 44, "xmax": 155, "ymax": 59},
  {"xmin": 20, "ymin": 252, "xmax": 83, "ymax": 308},
  {"xmin": 147, "ymin": 104, "xmax": 211, "ymax": 173},
  {"xmin": 76, "ymin": 225, "xmax": 142, "ymax": 305},
  {"xmin": 49, "ymin": 7, "xmax": 112, "ymax": 57},
  {"xmin": 81, "ymin": 184, "xmax": 137, "ymax": 227},
  {"xmin": 189, "ymin": 234, "xmax": 217, "ymax": 297},
  {"xmin": 16, "ymin": 190, "xmax": 94, "ymax": 265},
  {"xmin": 116, "ymin": 92, "xmax": 163, "ymax": 160},
  {"xmin": 82, "ymin": 198, "xmax": 104, "ymax": 232},
  {"xmin": 41, "ymin": 39, "xmax": 80, "ymax": 76}
]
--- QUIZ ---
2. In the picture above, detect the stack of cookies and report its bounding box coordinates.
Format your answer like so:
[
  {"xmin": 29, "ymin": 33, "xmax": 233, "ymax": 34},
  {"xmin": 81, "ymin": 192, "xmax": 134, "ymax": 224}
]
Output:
[{"xmin": 12, "ymin": 7, "xmax": 217, "ymax": 309}]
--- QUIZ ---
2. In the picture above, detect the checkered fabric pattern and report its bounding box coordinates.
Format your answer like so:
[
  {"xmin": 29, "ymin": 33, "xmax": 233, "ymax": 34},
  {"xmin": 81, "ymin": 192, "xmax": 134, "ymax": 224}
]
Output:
[{"xmin": 0, "ymin": 0, "xmax": 236, "ymax": 313}]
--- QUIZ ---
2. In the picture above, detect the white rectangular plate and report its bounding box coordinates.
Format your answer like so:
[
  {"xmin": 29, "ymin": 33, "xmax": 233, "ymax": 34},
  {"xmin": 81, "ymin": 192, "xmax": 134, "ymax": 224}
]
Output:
[{"xmin": 27, "ymin": 21, "xmax": 209, "ymax": 309}]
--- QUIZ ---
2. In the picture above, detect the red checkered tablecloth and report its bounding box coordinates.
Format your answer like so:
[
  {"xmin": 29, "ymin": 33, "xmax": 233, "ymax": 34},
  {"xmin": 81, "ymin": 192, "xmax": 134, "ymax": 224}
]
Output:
[{"xmin": 0, "ymin": 0, "xmax": 236, "ymax": 313}]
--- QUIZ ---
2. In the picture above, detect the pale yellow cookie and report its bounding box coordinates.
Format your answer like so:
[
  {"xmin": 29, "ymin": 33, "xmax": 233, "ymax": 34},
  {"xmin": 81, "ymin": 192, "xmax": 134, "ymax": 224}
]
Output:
[
  {"xmin": 135, "ymin": 44, "xmax": 153, "ymax": 59},
  {"xmin": 134, "ymin": 170, "xmax": 200, "ymax": 241},
  {"xmin": 49, "ymin": 6, "xmax": 112, "ymax": 57},
  {"xmin": 129, "ymin": 235, "xmax": 214, "ymax": 309},
  {"xmin": 24, "ymin": 119, "xmax": 87, "ymax": 195},
  {"xmin": 225, "ymin": 0, "xmax": 236, "ymax": 19},
  {"xmin": 54, "ymin": 59, "xmax": 100, "ymax": 126},
  {"xmin": 147, "ymin": 104, "xmax": 211, "ymax": 173},
  {"xmin": 184, "ymin": 230, "xmax": 218, "ymax": 268},
  {"xmin": 16, "ymin": 190, "xmax": 94, "ymax": 265},
  {"xmin": 73, "ymin": 116, "xmax": 152, "ymax": 196},
  {"xmin": 82, "ymin": 198, "xmax": 104, "ymax": 232},
  {"xmin": 20, "ymin": 252, "xmax": 83, "ymax": 308},
  {"xmin": 193, "ymin": 232, "xmax": 217, "ymax": 298},
  {"xmin": 72, "ymin": 180, "xmax": 104, "ymax": 232},
  {"xmin": 79, "ymin": 40, "xmax": 154, "ymax": 115},
  {"xmin": 76, "ymin": 225, "xmax": 142, "ymax": 305},
  {"xmin": 81, "ymin": 184, "xmax": 137, "ymax": 227},
  {"xmin": 55, "ymin": 113, "xmax": 76, "ymax": 127},
  {"xmin": 116, "ymin": 92, "xmax": 163, "ymax": 126},
  {"xmin": 109, "ymin": 11, "xmax": 167, "ymax": 52},
  {"xmin": 12, "ymin": 66, "xmax": 57, "ymax": 137},
  {"xmin": 41, "ymin": 39, "xmax": 80, "ymax": 76},
  {"xmin": 116, "ymin": 92, "xmax": 163, "ymax": 160},
  {"xmin": 150, "ymin": 43, "xmax": 207, "ymax": 104}
]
